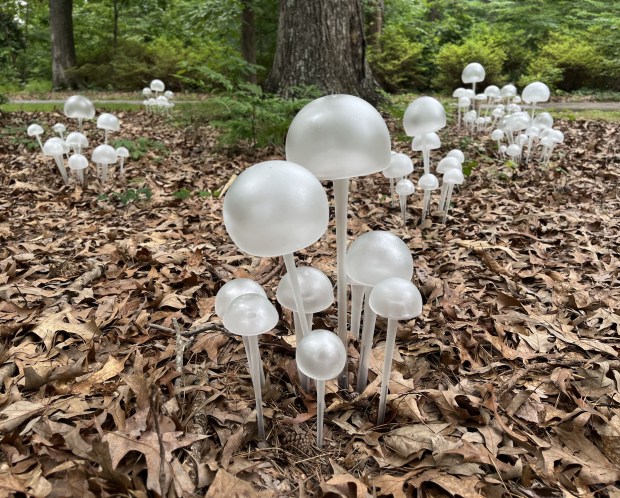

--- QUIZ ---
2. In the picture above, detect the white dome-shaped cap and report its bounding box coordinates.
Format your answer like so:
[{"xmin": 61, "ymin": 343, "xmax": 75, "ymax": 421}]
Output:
[
  {"xmin": 97, "ymin": 113, "xmax": 120, "ymax": 132},
  {"xmin": 223, "ymin": 160, "xmax": 329, "ymax": 258},
  {"xmin": 533, "ymin": 112, "xmax": 554, "ymax": 130},
  {"xmin": 369, "ymin": 277, "xmax": 422, "ymax": 320},
  {"xmin": 383, "ymin": 152, "xmax": 414, "ymax": 178},
  {"xmin": 492, "ymin": 108, "xmax": 505, "ymax": 118},
  {"xmin": 463, "ymin": 110, "xmax": 477, "ymax": 123},
  {"xmin": 223, "ymin": 293, "xmax": 278, "ymax": 337},
  {"xmin": 164, "ymin": 90, "xmax": 174, "ymax": 99},
  {"xmin": 411, "ymin": 132, "xmax": 441, "ymax": 152},
  {"xmin": 461, "ymin": 62, "xmax": 485, "ymax": 84},
  {"xmin": 42, "ymin": 139, "xmax": 63, "ymax": 156},
  {"xmin": 92, "ymin": 144, "xmax": 118, "ymax": 164},
  {"xmin": 27, "ymin": 124, "xmax": 44, "ymax": 136},
  {"xmin": 142, "ymin": 87, "xmax": 152, "ymax": 97},
  {"xmin": 395, "ymin": 179, "xmax": 415, "ymax": 196},
  {"xmin": 474, "ymin": 93, "xmax": 487, "ymax": 101},
  {"xmin": 446, "ymin": 149, "xmax": 465, "ymax": 163},
  {"xmin": 500, "ymin": 84, "xmax": 517, "ymax": 98},
  {"xmin": 490, "ymin": 129, "xmax": 504, "ymax": 141},
  {"xmin": 296, "ymin": 329, "xmax": 347, "ymax": 381},
  {"xmin": 276, "ymin": 266, "xmax": 333, "ymax": 314},
  {"xmin": 150, "ymin": 79, "xmax": 165, "ymax": 92},
  {"xmin": 500, "ymin": 145, "xmax": 507, "ymax": 153},
  {"xmin": 506, "ymin": 144, "xmax": 522, "ymax": 157},
  {"xmin": 403, "ymin": 96, "xmax": 446, "ymax": 136},
  {"xmin": 115, "ymin": 146, "xmax": 129, "ymax": 158},
  {"xmin": 452, "ymin": 87, "xmax": 468, "ymax": 98},
  {"xmin": 215, "ymin": 279, "xmax": 267, "ymax": 318},
  {"xmin": 484, "ymin": 85, "xmax": 500, "ymax": 98},
  {"xmin": 418, "ymin": 173, "xmax": 439, "ymax": 190},
  {"xmin": 64, "ymin": 95, "xmax": 95, "ymax": 120},
  {"xmin": 68, "ymin": 154, "xmax": 88, "ymax": 171},
  {"xmin": 437, "ymin": 157, "xmax": 462, "ymax": 174},
  {"xmin": 52, "ymin": 123, "xmax": 66, "ymax": 134},
  {"xmin": 505, "ymin": 112, "xmax": 531, "ymax": 132},
  {"xmin": 66, "ymin": 132, "xmax": 89, "ymax": 149},
  {"xmin": 443, "ymin": 168, "xmax": 464, "ymax": 185},
  {"xmin": 522, "ymin": 81, "xmax": 550, "ymax": 104},
  {"xmin": 285, "ymin": 94, "xmax": 391, "ymax": 180},
  {"xmin": 548, "ymin": 129, "xmax": 564, "ymax": 143},
  {"xmin": 47, "ymin": 136, "xmax": 69, "ymax": 154},
  {"xmin": 458, "ymin": 96, "xmax": 471, "ymax": 108},
  {"xmin": 347, "ymin": 231, "xmax": 413, "ymax": 287}
]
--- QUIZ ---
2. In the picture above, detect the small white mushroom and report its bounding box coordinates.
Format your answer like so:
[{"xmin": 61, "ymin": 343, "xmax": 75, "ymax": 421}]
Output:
[
  {"xmin": 418, "ymin": 173, "xmax": 439, "ymax": 221},
  {"xmin": 115, "ymin": 147, "xmax": 129, "ymax": 176},
  {"xmin": 52, "ymin": 123, "xmax": 66, "ymax": 139},
  {"xmin": 68, "ymin": 153, "xmax": 89, "ymax": 185},
  {"xmin": 65, "ymin": 132, "xmax": 89, "ymax": 154},
  {"xmin": 27, "ymin": 123, "xmax": 45, "ymax": 152},
  {"xmin": 43, "ymin": 138, "xmax": 68, "ymax": 184},
  {"xmin": 92, "ymin": 144, "xmax": 117, "ymax": 183},
  {"xmin": 96, "ymin": 113, "xmax": 120, "ymax": 144}
]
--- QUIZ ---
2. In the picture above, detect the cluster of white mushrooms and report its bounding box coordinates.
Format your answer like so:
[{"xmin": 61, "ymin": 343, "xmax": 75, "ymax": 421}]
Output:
[
  {"xmin": 141, "ymin": 79, "xmax": 174, "ymax": 114},
  {"xmin": 26, "ymin": 95, "xmax": 129, "ymax": 186}
]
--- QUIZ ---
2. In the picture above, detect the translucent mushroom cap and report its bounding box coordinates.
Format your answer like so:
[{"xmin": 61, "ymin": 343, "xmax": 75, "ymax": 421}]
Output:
[
  {"xmin": 540, "ymin": 137, "xmax": 554, "ymax": 148},
  {"xmin": 446, "ymin": 149, "xmax": 465, "ymax": 163},
  {"xmin": 437, "ymin": 157, "xmax": 462, "ymax": 174},
  {"xmin": 475, "ymin": 117, "xmax": 485, "ymax": 125},
  {"xmin": 156, "ymin": 96, "xmax": 168, "ymax": 106},
  {"xmin": 499, "ymin": 145, "xmax": 507, "ymax": 154},
  {"xmin": 411, "ymin": 132, "xmax": 441, "ymax": 152},
  {"xmin": 276, "ymin": 266, "xmax": 334, "ymax": 313},
  {"xmin": 64, "ymin": 95, "xmax": 95, "ymax": 120},
  {"xmin": 474, "ymin": 93, "xmax": 487, "ymax": 101},
  {"xmin": 52, "ymin": 123, "xmax": 66, "ymax": 134},
  {"xmin": 492, "ymin": 108, "xmax": 505, "ymax": 118},
  {"xmin": 395, "ymin": 179, "xmax": 415, "ymax": 196},
  {"xmin": 522, "ymin": 82, "xmax": 550, "ymax": 104},
  {"xmin": 461, "ymin": 62, "xmax": 485, "ymax": 84},
  {"xmin": 46, "ymin": 137, "xmax": 69, "ymax": 154},
  {"xmin": 222, "ymin": 293, "xmax": 278, "ymax": 337},
  {"xmin": 92, "ymin": 144, "xmax": 118, "ymax": 165},
  {"xmin": 346, "ymin": 231, "xmax": 413, "ymax": 287},
  {"xmin": 285, "ymin": 94, "xmax": 391, "ymax": 180},
  {"xmin": 403, "ymin": 96, "xmax": 446, "ymax": 136},
  {"xmin": 506, "ymin": 144, "xmax": 522, "ymax": 157},
  {"xmin": 518, "ymin": 134, "xmax": 529, "ymax": 146},
  {"xmin": 533, "ymin": 112, "xmax": 554, "ymax": 130},
  {"xmin": 97, "ymin": 113, "xmax": 120, "ymax": 132},
  {"xmin": 115, "ymin": 146, "xmax": 129, "ymax": 158},
  {"xmin": 383, "ymin": 152, "xmax": 413, "ymax": 178},
  {"xmin": 458, "ymin": 96, "xmax": 471, "ymax": 108},
  {"xmin": 464, "ymin": 89, "xmax": 475, "ymax": 98},
  {"xmin": 463, "ymin": 110, "xmax": 477, "ymax": 123},
  {"xmin": 42, "ymin": 139, "xmax": 63, "ymax": 156},
  {"xmin": 142, "ymin": 87, "xmax": 152, "ymax": 97},
  {"xmin": 164, "ymin": 90, "xmax": 174, "ymax": 99},
  {"xmin": 296, "ymin": 329, "xmax": 347, "ymax": 381},
  {"xmin": 369, "ymin": 277, "xmax": 423, "ymax": 320},
  {"xmin": 223, "ymin": 160, "xmax": 329, "ymax": 258},
  {"xmin": 68, "ymin": 154, "xmax": 88, "ymax": 171},
  {"xmin": 150, "ymin": 79, "xmax": 165, "ymax": 92},
  {"xmin": 548, "ymin": 129, "xmax": 564, "ymax": 143},
  {"xmin": 452, "ymin": 87, "xmax": 468, "ymax": 98},
  {"xmin": 505, "ymin": 112, "xmax": 531, "ymax": 132},
  {"xmin": 66, "ymin": 132, "xmax": 89, "ymax": 150},
  {"xmin": 513, "ymin": 96, "xmax": 522, "ymax": 104},
  {"xmin": 215, "ymin": 278, "xmax": 266, "ymax": 318},
  {"xmin": 526, "ymin": 126, "xmax": 541, "ymax": 138},
  {"xmin": 491, "ymin": 129, "xmax": 505, "ymax": 141},
  {"xmin": 500, "ymin": 84, "xmax": 517, "ymax": 98},
  {"xmin": 27, "ymin": 124, "xmax": 44, "ymax": 137},
  {"xmin": 418, "ymin": 173, "xmax": 439, "ymax": 191},
  {"xmin": 443, "ymin": 168, "xmax": 464, "ymax": 185},
  {"xmin": 484, "ymin": 85, "xmax": 501, "ymax": 98},
  {"xmin": 507, "ymin": 104, "xmax": 521, "ymax": 113}
]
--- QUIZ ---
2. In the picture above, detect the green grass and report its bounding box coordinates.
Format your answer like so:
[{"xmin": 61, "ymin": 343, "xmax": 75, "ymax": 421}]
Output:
[
  {"xmin": 0, "ymin": 102, "xmax": 142, "ymax": 113},
  {"xmin": 551, "ymin": 109, "xmax": 620, "ymax": 122}
]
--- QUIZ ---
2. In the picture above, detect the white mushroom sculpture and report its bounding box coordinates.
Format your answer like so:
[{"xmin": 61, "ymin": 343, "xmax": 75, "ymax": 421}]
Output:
[
  {"xmin": 91, "ymin": 144, "xmax": 117, "ymax": 183},
  {"xmin": 97, "ymin": 113, "xmax": 120, "ymax": 144}
]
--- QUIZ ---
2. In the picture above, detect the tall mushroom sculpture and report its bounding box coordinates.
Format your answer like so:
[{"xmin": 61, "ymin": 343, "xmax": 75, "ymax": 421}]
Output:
[{"xmin": 64, "ymin": 95, "xmax": 95, "ymax": 132}]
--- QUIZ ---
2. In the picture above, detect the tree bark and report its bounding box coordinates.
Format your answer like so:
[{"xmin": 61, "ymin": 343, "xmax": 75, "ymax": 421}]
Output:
[
  {"xmin": 50, "ymin": 0, "xmax": 77, "ymax": 89},
  {"xmin": 369, "ymin": 0, "xmax": 384, "ymax": 48},
  {"xmin": 241, "ymin": 0, "xmax": 257, "ymax": 84},
  {"xmin": 265, "ymin": 0, "xmax": 381, "ymax": 104}
]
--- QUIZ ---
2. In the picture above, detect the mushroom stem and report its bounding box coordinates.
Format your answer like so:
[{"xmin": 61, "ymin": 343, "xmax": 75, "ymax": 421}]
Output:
[
  {"xmin": 305, "ymin": 313, "xmax": 313, "ymax": 332},
  {"xmin": 36, "ymin": 136, "xmax": 44, "ymax": 152},
  {"xmin": 101, "ymin": 163, "xmax": 109, "ymax": 183},
  {"xmin": 316, "ymin": 379, "xmax": 326, "ymax": 448},
  {"xmin": 77, "ymin": 169, "xmax": 84, "ymax": 186},
  {"xmin": 283, "ymin": 253, "xmax": 309, "ymax": 337},
  {"xmin": 349, "ymin": 283, "xmax": 364, "ymax": 341},
  {"xmin": 442, "ymin": 184, "xmax": 455, "ymax": 224},
  {"xmin": 457, "ymin": 107, "xmax": 461, "ymax": 129},
  {"xmin": 246, "ymin": 335, "xmax": 265, "ymax": 439},
  {"xmin": 243, "ymin": 336, "xmax": 265, "ymax": 388},
  {"xmin": 377, "ymin": 318, "xmax": 398, "ymax": 425},
  {"xmin": 54, "ymin": 155, "xmax": 69, "ymax": 184},
  {"xmin": 530, "ymin": 102, "xmax": 537, "ymax": 120},
  {"xmin": 104, "ymin": 130, "xmax": 109, "ymax": 145},
  {"xmin": 292, "ymin": 312, "xmax": 310, "ymax": 391},
  {"xmin": 421, "ymin": 190, "xmax": 431, "ymax": 221},
  {"xmin": 399, "ymin": 194, "xmax": 407, "ymax": 225},
  {"xmin": 438, "ymin": 183, "xmax": 448, "ymax": 212},
  {"xmin": 421, "ymin": 134, "xmax": 430, "ymax": 175},
  {"xmin": 356, "ymin": 286, "xmax": 377, "ymax": 393},
  {"xmin": 389, "ymin": 178, "xmax": 396, "ymax": 208},
  {"xmin": 77, "ymin": 118, "xmax": 83, "ymax": 133},
  {"xmin": 119, "ymin": 158, "xmax": 125, "ymax": 176}
]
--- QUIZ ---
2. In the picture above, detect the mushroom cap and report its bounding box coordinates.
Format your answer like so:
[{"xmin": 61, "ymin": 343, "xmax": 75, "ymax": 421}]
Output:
[
  {"xmin": 97, "ymin": 113, "xmax": 120, "ymax": 132},
  {"xmin": 383, "ymin": 152, "xmax": 414, "ymax": 178},
  {"xmin": 474, "ymin": 93, "xmax": 487, "ymax": 101},
  {"xmin": 540, "ymin": 137, "xmax": 554, "ymax": 148},
  {"xmin": 446, "ymin": 149, "xmax": 465, "ymax": 163},
  {"xmin": 27, "ymin": 124, "xmax": 44, "ymax": 137},
  {"xmin": 464, "ymin": 89, "xmax": 475, "ymax": 98},
  {"xmin": 276, "ymin": 266, "xmax": 334, "ymax": 313},
  {"xmin": 484, "ymin": 85, "xmax": 501, "ymax": 98},
  {"xmin": 475, "ymin": 117, "xmax": 485, "ymax": 125},
  {"xmin": 461, "ymin": 62, "xmax": 486, "ymax": 84},
  {"xmin": 411, "ymin": 132, "xmax": 441, "ymax": 152},
  {"xmin": 533, "ymin": 112, "xmax": 554, "ymax": 130},
  {"xmin": 452, "ymin": 87, "xmax": 468, "ymax": 98},
  {"xmin": 215, "ymin": 279, "xmax": 266, "ymax": 318},
  {"xmin": 115, "ymin": 146, "xmax": 129, "ymax": 158},
  {"xmin": 286, "ymin": 94, "xmax": 391, "ymax": 180},
  {"xmin": 523, "ymin": 82, "xmax": 550, "ymax": 103},
  {"xmin": 156, "ymin": 96, "xmax": 168, "ymax": 106},
  {"xmin": 68, "ymin": 154, "xmax": 88, "ymax": 171},
  {"xmin": 91, "ymin": 144, "xmax": 118, "ymax": 165},
  {"xmin": 142, "ymin": 87, "xmax": 152, "ymax": 96},
  {"xmin": 507, "ymin": 104, "xmax": 521, "ymax": 113},
  {"xmin": 66, "ymin": 132, "xmax": 89, "ymax": 149},
  {"xmin": 52, "ymin": 123, "xmax": 66, "ymax": 133},
  {"xmin": 463, "ymin": 110, "xmax": 477, "ymax": 123},
  {"xmin": 499, "ymin": 145, "xmax": 507, "ymax": 153},
  {"xmin": 513, "ymin": 96, "xmax": 522, "ymax": 104},
  {"xmin": 64, "ymin": 95, "xmax": 95, "ymax": 120},
  {"xmin": 437, "ymin": 157, "xmax": 462, "ymax": 174},
  {"xmin": 164, "ymin": 90, "xmax": 174, "ymax": 99},
  {"xmin": 548, "ymin": 129, "xmax": 564, "ymax": 143},
  {"xmin": 504, "ymin": 112, "xmax": 531, "ymax": 132},
  {"xmin": 443, "ymin": 168, "xmax": 464, "ymax": 185},
  {"xmin": 418, "ymin": 173, "xmax": 439, "ymax": 191},
  {"xmin": 403, "ymin": 96, "xmax": 446, "ymax": 136},
  {"xmin": 222, "ymin": 293, "xmax": 278, "ymax": 337},
  {"xmin": 150, "ymin": 79, "xmax": 165, "ymax": 92},
  {"xmin": 395, "ymin": 179, "xmax": 415, "ymax": 196},
  {"xmin": 458, "ymin": 96, "xmax": 471, "ymax": 108},
  {"xmin": 526, "ymin": 126, "xmax": 541, "ymax": 138},
  {"xmin": 223, "ymin": 160, "xmax": 329, "ymax": 258},
  {"xmin": 492, "ymin": 108, "xmax": 505, "ymax": 118},
  {"xmin": 369, "ymin": 277, "xmax": 423, "ymax": 320},
  {"xmin": 506, "ymin": 144, "xmax": 522, "ymax": 157},
  {"xmin": 46, "ymin": 137, "xmax": 69, "ymax": 154},
  {"xmin": 490, "ymin": 129, "xmax": 504, "ymax": 141},
  {"xmin": 500, "ymin": 84, "xmax": 517, "ymax": 98},
  {"xmin": 346, "ymin": 231, "xmax": 413, "ymax": 287},
  {"xmin": 296, "ymin": 329, "xmax": 347, "ymax": 381},
  {"xmin": 42, "ymin": 138, "xmax": 64, "ymax": 156}
]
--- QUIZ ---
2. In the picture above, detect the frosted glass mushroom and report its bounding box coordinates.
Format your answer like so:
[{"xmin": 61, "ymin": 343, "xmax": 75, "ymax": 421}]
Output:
[
  {"xmin": 64, "ymin": 95, "xmax": 95, "ymax": 132},
  {"xmin": 286, "ymin": 95, "xmax": 391, "ymax": 388},
  {"xmin": 216, "ymin": 279, "xmax": 268, "ymax": 387},
  {"xmin": 418, "ymin": 173, "xmax": 439, "ymax": 221},
  {"xmin": 65, "ymin": 132, "xmax": 88, "ymax": 154},
  {"xmin": 27, "ymin": 124, "xmax": 44, "ymax": 152},
  {"xmin": 395, "ymin": 179, "xmax": 415, "ymax": 225},
  {"xmin": 404, "ymin": 97, "xmax": 446, "ymax": 174},
  {"xmin": 506, "ymin": 143, "xmax": 522, "ymax": 162},
  {"xmin": 522, "ymin": 81, "xmax": 550, "ymax": 118},
  {"xmin": 346, "ymin": 231, "xmax": 413, "ymax": 392},
  {"xmin": 500, "ymin": 84, "xmax": 517, "ymax": 105},
  {"xmin": 52, "ymin": 123, "xmax": 66, "ymax": 139},
  {"xmin": 411, "ymin": 132, "xmax": 441, "ymax": 174},
  {"xmin": 453, "ymin": 88, "xmax": 469, "ymax": 126},
  {"xmin": 296, "ymin": 329, "xmax": 346, "ymax": 447},
  {"xmin": 223, "ymin": 293, "xmax": 278, "ymax": 439},
  {"xmin": 437, "ymin": 157, "xmax": 462, "ymax": 211},
  {"xmin": 97, "ymin": 113, "xmax": 120, "ymax": 144},
  {"xmin": 142, "ymin": 87, "xmax": 152, "ymax": 98},
  {"xmin": 491, "ymin": 128, "xmax": 504, "ymax": 153},
  {"xmin": 115, "ymin": 147, "xmax": 129, "ymax": 176},
  {"xmin": 91, "ymin": 144, "xmax": 117, "ymax": 183},
  {"xmin": 150, "ymin": 79, "xmax": 165, "ymax": 95},
  {"xmin": 461, "ymin": 62, "xmax": 485, "ymax": 93},
  {"xmin": 368, "ymin": 278, "xmax": 422, "ymax": 424},
  {"xmin": 43, "ymin": 138, "xmax": 68, "ymax": 184},
  {"xmin": 457, "ymin": 97, "xmax": 471, "ymax": 127},
  {"xmin": 441, "ymin": 168, "xmax": 465, "ymax": 223},
  {"xmin": 68, "ymin": 153, "xmax": 88, "ymax": 185},
  {"xmin": 446, "ymin": 149, "xmax": 465, "ymax": 164},
  {"xmin": 534, "ymin": 112, "xmax": 554, "ymax": 130},
  {"xmin": 348, "ymin": 275, "xmax": 365, "ymax": 341},
  {"xmin": 383, "ymin": 152, "xmax": 413, "ymax": 207}
]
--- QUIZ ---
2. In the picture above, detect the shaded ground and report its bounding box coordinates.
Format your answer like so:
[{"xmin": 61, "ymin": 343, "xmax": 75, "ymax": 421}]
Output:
[{"xmin": 0, "ymin": 107, "xmax": 619, "ymax": 497}]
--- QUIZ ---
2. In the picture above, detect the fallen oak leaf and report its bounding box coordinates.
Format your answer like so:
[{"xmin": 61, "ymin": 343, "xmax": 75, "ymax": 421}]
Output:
[
  {"xmin": 205, "ymin": 468, "xmax": 272, "ymax": 498},
  {"xmin": 0, "ymin": 400, "xmax": 45, "ymax": 433},
  {"xmin": 72, "ymin": 355, "xmax": 127, "ymax": 395}
]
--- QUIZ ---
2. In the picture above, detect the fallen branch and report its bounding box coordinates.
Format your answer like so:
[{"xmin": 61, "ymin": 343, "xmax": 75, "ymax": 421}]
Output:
[
  {"xmin": 148, "ymin": 322, "xmax": 226, "ymax": 337},
  {"xmin": 44, "ymin": 262, "xmax": 107, "ymax": 315}
]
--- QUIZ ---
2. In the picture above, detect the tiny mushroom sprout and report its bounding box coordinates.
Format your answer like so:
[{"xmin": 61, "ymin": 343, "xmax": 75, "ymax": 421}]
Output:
[
  {"xmin": 418, "ymin": 173, "xmax": 439, "ymax": 221},
  {"xmin": 383, "ymin": 152, "xmax": 414, "ymax": 207},
  {"xmin": 66, "ymin": 132, "xmax": 89, "ymax": 154},
  {"xmin": 436, "ymin": 156, "xmax": 462, "ymax": 211},
  {"xmin": 461, "ymin": 62, "xmax": 486, "ymax": 93},
  {"xmin": 395, "ymin": 179, "xmax": 415, "ymax": 225},
  {"xmin": 441, "ymin": 168, "xmax": 465, "ymax": 223},
  {"xmin": 52, "ymin": 123, "xmax": 66, "ymax": 138},
  {"xmin": 522, "ymin": 81, "xmax": 550, "ymax": 118},
  {"xmin": 296, "ymin": 329, "xmax": 347, "ymax": 448},
  {"xmin": 368, "ymin": 277, "xmax": 422, "ymax": 424},
  {"xmin": 491, "ymin": 128, "xmax": 505, "ymax": 153},
  {"xmin": 91, "ymin": 144, "xmax": 117, "ymax": 183},
  {"xmin": 222, "ymin": 293, "xmax": 278, "ymax": 439},
  {"xmin": 404, "ymin": 97, "xmax": 446, "ymax": 175},
  {"xmin": 68, "ymin": 153, "xmax": 89, "ymax": 185},
  {"xmin": 43, "ymin": 138, "xmax": 69, "ymax": 184},
  {"xmin": 27, "ymin": 124, "xmax": 45, "ymax": 152},
  {"xmin": 64, "ymin": 95, "xmax": 95, "ymax": 132},
  {"xmin": 115, "ymin": 147, "xmax": 129, "ymax": 176},
  {"xmin": 96, "ymin": 113, "xmax": 120, "ymax": 144}
]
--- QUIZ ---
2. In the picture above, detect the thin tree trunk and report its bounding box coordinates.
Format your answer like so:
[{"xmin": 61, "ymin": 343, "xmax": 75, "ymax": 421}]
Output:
[
  {"xmin": 50, "ymin": 0, "xmax": 77, "ymax": 89},
  {"xmin": 369, "ymin": 0, "xmax": 384, "ymax": 49},
  {"xmin": 241, "ymin": 0, "xmax": 256, "ymax": 84},
  {"xmin": 113, "ymin": 0, "xmax": 120, "ymax": 50},
  {"xmin": 265, "ymin": 0, "xmax": 381, "ymax": 104}
]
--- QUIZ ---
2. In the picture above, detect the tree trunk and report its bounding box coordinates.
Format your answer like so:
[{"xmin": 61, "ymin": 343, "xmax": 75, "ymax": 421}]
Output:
[
  {"xmin": 265, "ymin": 0, "xmax": 381, "ymax": 104},
  {"xmin": 241, "ymin": 0, "xmax": 257, "ymax": 84},
  {"xmin": 113, "ymin": 0, "xmax": 120, "ymax": 50},
  {"xmin": 50, "ymin": 0, "xmax": 77, "ymax": 89},
  {"xmin": 369, "ymin": 0, "xmax": 384, "ymax": 48}
]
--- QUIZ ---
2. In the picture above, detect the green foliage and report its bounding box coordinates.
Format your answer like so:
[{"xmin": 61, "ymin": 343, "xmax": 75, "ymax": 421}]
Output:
[
  {"xmin": 98, "ymin": 187, "xmax": 153, "ymax": 206},
  {"xmin": 111, "ymin": 137, "xmax": 167, "ymax": 160}
]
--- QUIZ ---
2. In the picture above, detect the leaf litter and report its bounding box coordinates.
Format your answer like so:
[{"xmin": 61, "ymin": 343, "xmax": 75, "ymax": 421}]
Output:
[{"xmin": 0, "ymin": 108, "xmax": 619, "ymax": 497}]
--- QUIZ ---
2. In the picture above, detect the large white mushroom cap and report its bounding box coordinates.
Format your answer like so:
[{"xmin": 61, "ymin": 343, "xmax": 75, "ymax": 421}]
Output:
[
  {"xmin": 418, "ymin": 173, "xmax": 439, "ymax": 190},
  {"xmin": 443, "ymin": 168, "xmax": 464, "ymax": 185},
  {"xmin": 42, "ymin": 139, "xmax": 63, "ymax": 156},
  {"xmin": 461, "ymin": 62, "xmax": 486, "ymax": 84},
  {"xmin": 403, "ymin": 96, "xmax": 446, "ymax": 136},
  {"xmin": 97, "ymin": 113, "xmax": 120, "ymax": 132},
  {"xmin": 150, "ymin": 79, "xmax": 165, "ymax": 92},
  {"xmin": 411, "ymin": 132, "xmax": 441, "ymax": 152},
  {"xmin": 500, "ymin": 84, "xmax": 518, "ymax": 98},
  {"xmin": 66, "ymin": 132, "xmax": 89, "ymax": 150},
  {"xmin": 383, "ymin": 152, "xmax": 414, "ymax": 178},
  {"xmin": 27, "ymin": 124, "xmax": 44, "ymax": 137},
  {"xmin": 64, "ymin": 95, "xmax": 95, "ymax": 120},
  {"xmin": 92, "ymin": 144, "xmax": 118, "ymax": 165},
  {"xmin": 68, "ymin": 154, "xmax": 89, "ymax": 171},
  {"xmin": 437, "ymin": 157, "xmax": 462, "ymax": 174}
]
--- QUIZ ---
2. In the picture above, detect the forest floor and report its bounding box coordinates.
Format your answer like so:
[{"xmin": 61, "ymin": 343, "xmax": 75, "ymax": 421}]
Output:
[{"xmin": 0, "ymin": 106, "xmax": 619, "ymax": 498}]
